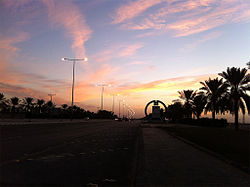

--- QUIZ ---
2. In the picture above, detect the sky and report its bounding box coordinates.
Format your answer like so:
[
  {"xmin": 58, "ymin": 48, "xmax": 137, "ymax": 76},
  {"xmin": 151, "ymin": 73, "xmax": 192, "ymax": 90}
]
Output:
[{"xmin": 0, "ymin": 0, "xmax": 249, "ymax": 120}]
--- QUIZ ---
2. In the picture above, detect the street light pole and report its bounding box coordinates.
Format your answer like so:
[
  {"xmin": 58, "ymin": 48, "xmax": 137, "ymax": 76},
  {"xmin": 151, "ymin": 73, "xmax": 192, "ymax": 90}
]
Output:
[
  {"xmin": 72, "ymin": 60, "xmax": 75, "ymax": 107},
  {"xmin": 119, "ymin": 100, "xmax": 121, "ymax": 118},
  {"xmin": 48, "ymin": 94, "xmax": 56, "ymax": 103},
  {"xmin": 96, "ymin": 83, "xmax": 111, "ymax": 110},
  {"xmin": 61, "ymin": 57, "xmax": 88, "ymax": 107},
  {"xmin": 111, "ymin": 93, "xmax": 119, "ymax": 114},
  {"xmin": 112, "ymin": 94, "xmax": 115, "ymax": 112}
]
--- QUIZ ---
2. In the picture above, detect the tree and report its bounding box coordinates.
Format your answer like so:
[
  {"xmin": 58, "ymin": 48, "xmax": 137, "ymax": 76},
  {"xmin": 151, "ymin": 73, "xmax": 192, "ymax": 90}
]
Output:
[
  {"xmin": 247, "ymin": 61, "xmax": 250, "ymax": 69},
  {"xmin": 0, "ymin": 93, "xmax": 8, "ymax": 112},
  {"xmin": 200, "ymin": 77, "xmax": 228, "ymax": 120},
  {"xmin": 219, "ymin": 67, "xmax": 250, "ymax": 130},
  {"xmin": 166, "ymin": 101, "xmax": 184, "ymax": 122},
  {"xmin": 24, "ymin": 97, "xmax": 34, "ymax": 113},
  {"xmin": 44, "ymin": 101, "xmax": 55, "ymax": 116},
  {"xmin": 192, "ymin": 93, "xmax": 206, "ymax": 119},
  {"xmin": 178, "ymin": 90, "xmax": 196, "ymax": 118},
  {"xmin": 37, "ymin": 99, "xmax": 45, "ymax": 113},
  {"xmin": 10, "ymin": 97, "xmax": 20, "ymax": 113},
  {"xmin": 61, "ymin": 104, "xmax": 68, "ymax": 110}
]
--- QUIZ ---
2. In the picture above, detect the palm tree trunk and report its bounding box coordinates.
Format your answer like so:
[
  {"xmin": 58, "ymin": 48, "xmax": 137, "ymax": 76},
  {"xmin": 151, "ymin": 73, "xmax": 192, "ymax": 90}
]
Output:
[
  {"xmin": 212, "ymin": 111, "xmax": 215, "ymax": 120},
  {"xmin": 235, "ymin": 108, "xmax": 239, "ymax": 131}
]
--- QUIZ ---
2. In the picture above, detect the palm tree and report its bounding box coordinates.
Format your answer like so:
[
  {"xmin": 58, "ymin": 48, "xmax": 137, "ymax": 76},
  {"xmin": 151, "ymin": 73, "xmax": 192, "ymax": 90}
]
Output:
[
  {"xmin": 219, "ymin": 67, "xmax": 250, "ymax": 130},
  {"xmin": 0, "ymin": 93, "xmax": 4, "ymax": 101},
  {"xmin": 0, "ymin": 93, "xmax": 7, "ymax": 112},
  {"xmin": 166, "ymin": 101, "xmax": 184, "ymax": 122},
  {"xmin": 37, "ymin": 99, "xmax": 45, "ymax": 113},
  {"xmin": 24, "ymin": 97, "xmax": 34, "ymax": 113},
  {"xmin": 61, "ymin": 104, "xmax": 68, "ymax": 110},
  {"xmin": 178, "ymin": 90, "xmax": 196, "ymax": 118},
  {"xmin": 45, "ymin": 101, "xmax": 55, "ymax": 115},
  {"xmin": 192, "ymin": 92, "xmax": 206, "ymax": 119},
  {"xmin": 200, "ymin": 77, "xmax": 228, "ymax": 120},
  {"xmin": 10, "ymin": 97, "xmax": 20, "ymax": 113}
]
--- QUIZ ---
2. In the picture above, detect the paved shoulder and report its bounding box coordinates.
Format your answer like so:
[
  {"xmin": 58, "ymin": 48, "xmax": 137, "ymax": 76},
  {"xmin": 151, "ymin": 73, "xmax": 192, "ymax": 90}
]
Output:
[{"xmin": 136, "ymin": 128, "xmax": 250, "ymax": 186}]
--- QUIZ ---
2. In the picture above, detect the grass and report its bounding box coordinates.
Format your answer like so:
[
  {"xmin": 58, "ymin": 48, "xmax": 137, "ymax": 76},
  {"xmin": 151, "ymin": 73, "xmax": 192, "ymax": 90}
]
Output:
[{"xmin": 164, "ymin": 125, "xmax": 250, "ymax": 171}]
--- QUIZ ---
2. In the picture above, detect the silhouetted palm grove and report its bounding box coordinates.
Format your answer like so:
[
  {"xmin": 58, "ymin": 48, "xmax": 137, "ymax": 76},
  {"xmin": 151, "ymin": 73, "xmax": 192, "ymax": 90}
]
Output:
[
  {"xmin": 1, "ymin": 67, "xmax": 249, "ymax": 129},
  {"xmin": 0, "ymin": 93, "xmax": 116, "ymax": 119},
  {"xmin": 166, "ymin": 67, "xmax": 249, "ymax": 130}
]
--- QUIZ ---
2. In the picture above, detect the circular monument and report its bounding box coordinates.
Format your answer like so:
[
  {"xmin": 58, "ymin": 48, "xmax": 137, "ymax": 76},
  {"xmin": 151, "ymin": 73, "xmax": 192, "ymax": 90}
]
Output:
[{"xmin": 145, "ymin": 100, "xmax": 167, "ymax": 121}]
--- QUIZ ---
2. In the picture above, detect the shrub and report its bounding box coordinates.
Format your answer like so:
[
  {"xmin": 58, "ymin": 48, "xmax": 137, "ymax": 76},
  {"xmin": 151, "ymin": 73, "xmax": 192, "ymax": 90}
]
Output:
[{"xmin": 178, "ymin": 117, "xmax": 228, "ymax": 127}]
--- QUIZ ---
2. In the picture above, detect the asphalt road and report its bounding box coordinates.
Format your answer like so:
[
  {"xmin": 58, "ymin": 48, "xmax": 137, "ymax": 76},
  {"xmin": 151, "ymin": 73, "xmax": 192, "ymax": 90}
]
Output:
[{"xmin": 0, "ymin": 120, "xmax": 141, "ymax": 186}]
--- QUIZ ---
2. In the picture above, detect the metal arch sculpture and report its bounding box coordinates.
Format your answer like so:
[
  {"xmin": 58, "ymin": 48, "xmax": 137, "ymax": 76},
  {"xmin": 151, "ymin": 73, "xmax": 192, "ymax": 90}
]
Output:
[{"xmin": 144, "ymin": 100, "xmax": 167, "ymax": 117}]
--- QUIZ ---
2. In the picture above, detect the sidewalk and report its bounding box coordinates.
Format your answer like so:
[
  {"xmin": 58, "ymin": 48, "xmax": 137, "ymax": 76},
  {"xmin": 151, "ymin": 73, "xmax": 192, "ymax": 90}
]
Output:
[{"xmin": 136, "ymin": 127, "xmax": 250, "ymax": 186}]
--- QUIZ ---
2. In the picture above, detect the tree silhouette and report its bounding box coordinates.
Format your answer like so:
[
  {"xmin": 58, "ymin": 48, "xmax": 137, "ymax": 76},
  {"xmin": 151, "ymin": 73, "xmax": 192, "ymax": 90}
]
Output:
[
  {"xmin": 10, "ymin": 97, "xmax": 20, "ymax": 113},
  {"xmin": 219, "ymin": 67, "xmax": 250, "ymax": 130},
  {"xmin": 192, "ymin": 92, "xmax": 206, "ymax": 119},
  {"xmin": 24, "ymin": 97, "xmax": 34, "ymax": 113},
  {"xmin": 166, "ymin": 101, "xmax": 184, "ymax": 122},
  {"xmin": 61, "ymin": 104, "xmax": 68, "ymax": 110},
  {"xmin": 200, "ymin": 78, "xmax": 228, "ymax": 120},
  {"xmin": 37, "ymin": 99, "xmax": 45, "ymax": 113},
  {"xmin": 0, "ymin": 93, "xmax": 7, "ymax": 112},
  {"xmin": 178, "ymin": 90, "xmax": 196, "ymax": 118}
]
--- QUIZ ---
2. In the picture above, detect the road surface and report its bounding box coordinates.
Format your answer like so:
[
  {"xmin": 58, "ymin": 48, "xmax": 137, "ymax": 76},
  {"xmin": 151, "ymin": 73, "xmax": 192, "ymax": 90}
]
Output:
[{"xmin": 0, "ymin": 120, "xmax": 140, "ymax": 186}]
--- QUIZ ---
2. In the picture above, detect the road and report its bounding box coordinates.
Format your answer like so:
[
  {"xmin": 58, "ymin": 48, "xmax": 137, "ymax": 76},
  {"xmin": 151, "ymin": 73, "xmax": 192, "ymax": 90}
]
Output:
[{"xmin": 0, "ymin": 120, "xmax": 140, "ymax": 186}]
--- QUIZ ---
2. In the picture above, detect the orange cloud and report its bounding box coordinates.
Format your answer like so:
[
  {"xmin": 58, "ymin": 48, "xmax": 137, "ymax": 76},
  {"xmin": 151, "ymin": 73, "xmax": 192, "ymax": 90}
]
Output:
[
  {"xmin": 111, "ymin": 0, "xmax": 164, "ymax": 24},
  {"xmin": 0, "ymin": 82, "xmax": 67, "ymax": 104},
  {"xmin": 117, "ymin": 74, "xmax": 218, "ymax": 96},
  {"xmin": 42, "ymin": 0, "xmax": 92, "ymax": 57}
]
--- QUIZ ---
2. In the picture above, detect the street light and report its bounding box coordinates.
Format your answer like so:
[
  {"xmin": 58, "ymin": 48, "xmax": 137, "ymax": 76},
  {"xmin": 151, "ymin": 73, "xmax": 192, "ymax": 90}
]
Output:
[
  {"xmin": 96, "ymin": 83, "xmax": 111, "ymax": 110},
  {"xmin": 61, "ymin": 57, "xmax": 88, "ymax": 106},
  {"xmin": 48, "ymin": 93, "xmax": 56, "ymax": 103},
  {"xmin": 111, "ymin": 93, "xmax": 119, "ymax": 113}
]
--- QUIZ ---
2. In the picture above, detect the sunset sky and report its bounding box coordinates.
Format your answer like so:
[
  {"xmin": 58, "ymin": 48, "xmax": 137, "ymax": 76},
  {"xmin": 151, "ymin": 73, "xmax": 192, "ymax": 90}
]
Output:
[{"xmin": 0, "ymin": 0, "xmax": 249, "ymax": 119}]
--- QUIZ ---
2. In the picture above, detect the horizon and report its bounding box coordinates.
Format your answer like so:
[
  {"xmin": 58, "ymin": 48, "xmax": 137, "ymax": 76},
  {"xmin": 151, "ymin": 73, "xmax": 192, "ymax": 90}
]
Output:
[{"xmin": 0, "ymin": 0, "xmax": 249, "ymax": 121}]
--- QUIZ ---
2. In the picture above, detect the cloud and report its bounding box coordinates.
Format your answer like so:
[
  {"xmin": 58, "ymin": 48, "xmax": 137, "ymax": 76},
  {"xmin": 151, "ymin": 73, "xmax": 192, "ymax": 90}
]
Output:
[
  {"xmin": 117, "ymin": 74, "xmax": 218, "ymax": 95},
  {"xmin": 119, "ymin": 43, "xmax": 144, "ymax": 57},
  {"xmin": 42, "ymin": 0, "xmax": 92, "ymax": 57},
  {"xmin": 181, "ymin": 31, "xmax": 222, "ymax": 52},
  {"xmin": 128, "ymin": 61, "xmax": 147, "ymax": 65},
  {"xmin": 0, "ymin": 82, "xmax": 67, "ymax": 104},
  {"xmin": 111, "ymin": 0, "xmax": 164, "ymax": 24},
  {"xmin": 91, "ymin": 43, "xmax": 144, "ymax": 64},
  {"xmin": 114, "ymin": 0, "xmax": 250, "ymax": 37},
  {"xmin": 87, "ymin": 64, "xmax": 120, "ymax": 82},
  {"xmin": 0, "ymin": 32, "xmax": 29, "ymax": 52}
]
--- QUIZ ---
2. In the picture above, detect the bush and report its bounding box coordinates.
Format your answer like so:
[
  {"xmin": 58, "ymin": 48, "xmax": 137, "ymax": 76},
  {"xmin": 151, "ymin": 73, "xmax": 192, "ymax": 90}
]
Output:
[{"xmin": 178, "ymin": 117, "xmax": 228, "ymax": 127}]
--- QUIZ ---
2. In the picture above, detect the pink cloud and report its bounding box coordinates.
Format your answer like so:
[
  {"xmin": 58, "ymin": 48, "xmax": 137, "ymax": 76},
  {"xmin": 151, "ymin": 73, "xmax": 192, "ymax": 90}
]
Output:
[
  {"xmin": 112, "ymin": 0, "xmax": 164, "ymax": 24},
  {"xmin": 128, "ymin": 61, "xmax": 147, "ymax": 65},
  {"xmin": 117, "ymin": 0, "xmax": 250, "ymax": 37},
  {"xmin": 86, "ymin": 64, "xmax": 120, "ymax": 82},
  {"xmin": 91, "ymin": 43, "xmax": 144, "ymax": 64},
  {"xmin": 0, "ymin": 32, "xmax": 29, "ymax": 52},
  {"xmin": 119, "ymin": 43, "xmax": 144, "ymax": 57},
  {"xmin": 42, "ymin": 0, "xmax": 92, "ymax": 57},
  {"xmin": 181, "ymin": 31, "xmax": 222, "ymax": 52}
]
